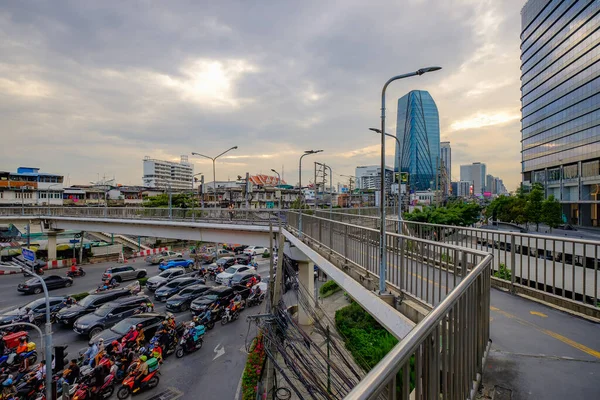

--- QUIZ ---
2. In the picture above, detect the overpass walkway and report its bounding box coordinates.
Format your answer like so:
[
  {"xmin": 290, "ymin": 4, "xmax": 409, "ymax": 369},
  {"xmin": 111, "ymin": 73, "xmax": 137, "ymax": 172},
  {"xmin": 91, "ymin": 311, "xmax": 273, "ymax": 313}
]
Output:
[{"xmin": 1, "ymin": 207, "xmax": 599, "ymax": 399}]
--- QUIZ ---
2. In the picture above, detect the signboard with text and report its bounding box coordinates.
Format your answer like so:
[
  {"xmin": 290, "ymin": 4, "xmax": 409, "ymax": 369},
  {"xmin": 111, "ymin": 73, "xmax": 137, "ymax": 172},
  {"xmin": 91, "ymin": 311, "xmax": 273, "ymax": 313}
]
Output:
[{"xmin": 22, "ymin": 248, "xmax": 35, "ymax": 262}]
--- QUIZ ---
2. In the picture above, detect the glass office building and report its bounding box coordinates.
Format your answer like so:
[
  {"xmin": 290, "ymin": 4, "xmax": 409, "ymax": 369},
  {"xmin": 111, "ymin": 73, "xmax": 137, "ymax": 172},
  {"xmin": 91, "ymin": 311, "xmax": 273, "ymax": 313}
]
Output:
[
  {"xmin": 521, "ymin": 0, "xmax": 600, "ymax": 226},
  {"xmin": 395, "ymin": 90, "xmax": 440, "ymax": 192}
]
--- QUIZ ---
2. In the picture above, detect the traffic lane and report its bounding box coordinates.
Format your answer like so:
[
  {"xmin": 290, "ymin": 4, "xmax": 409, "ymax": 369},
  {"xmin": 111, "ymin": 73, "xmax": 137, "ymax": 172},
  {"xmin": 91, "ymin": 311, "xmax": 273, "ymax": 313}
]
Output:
[
  {"xmin": 50, "ymin": 260, "xmax": 272, "ymax": 351},
  {"xmin": 0, "ymin": 259, "xmax": 162, "ymax": 309},
  {"xmin": 490, "ymin": 288, "xmax": 600, "ymax": 361}
]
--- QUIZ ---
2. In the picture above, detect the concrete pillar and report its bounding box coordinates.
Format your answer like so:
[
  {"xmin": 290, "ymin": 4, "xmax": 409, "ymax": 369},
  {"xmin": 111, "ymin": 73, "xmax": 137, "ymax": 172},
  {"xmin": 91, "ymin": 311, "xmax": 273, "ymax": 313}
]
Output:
[
  {"xmin": 297, "ymin": 260, "xmax": 315, "ymax": 326},
  {"xmin": 47, "ymin": 231, "xmax": 58, "ymax": 261}
]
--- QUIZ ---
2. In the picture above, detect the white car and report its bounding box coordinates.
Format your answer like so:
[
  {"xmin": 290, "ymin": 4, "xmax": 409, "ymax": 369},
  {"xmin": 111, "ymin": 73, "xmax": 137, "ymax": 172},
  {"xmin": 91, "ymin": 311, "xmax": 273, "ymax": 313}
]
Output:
[
  {"xmin": 215, "ymin": 265, "xmax": 252, "ymax": 285},
  {"xmin": 244, "ymin": 246, "xmax": 267, "ymax": 256}
]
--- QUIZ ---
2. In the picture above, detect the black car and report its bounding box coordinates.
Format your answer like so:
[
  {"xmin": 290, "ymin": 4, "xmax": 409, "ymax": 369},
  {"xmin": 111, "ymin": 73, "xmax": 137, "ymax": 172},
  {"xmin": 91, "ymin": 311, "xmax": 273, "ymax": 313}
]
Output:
[
  {"xmin": 91, "ymin": 313, "xmax": 165, "ymax": 343},
  {"xmin": 17, "ymin": 275, "xmax": 74, "ymax": 294},
  {"xmin": 154, "ymin": 277, "xmax": 205, "ymax": 302},
  {"xmin": 0, "ymin": 297, "xmax": 67, "ymax": 327},
  {"xmin": 230, "ymin": 271, "xmax": 261, "ymax": 299},
  {"xmin": 190, "ymin": 286, "xmax": 236, "ymax": 315},
  {"xmin": 165, "ymin": 284, "xmax": 211, "ymax": 313},
  {"xmin": 56, "ymin": 289, "xmax": 132, "ymax": 326},
  {"xmin": 232, "ymin": 245, "xmax": 248, "ymax": 255},
  {"xmin": 216, "ymin": 257, "xmax": 237, "ymax": 269},
  {"xmin": 234, "ymin": 254, "xmax": 253, "ymax": 265},
  {"xmin": 73, "ymin": 295, "xmax": 151, "ymax": 339},
  {"xmin": 146, "ymin": 268, "xmax": 198, "ymax": 292}
]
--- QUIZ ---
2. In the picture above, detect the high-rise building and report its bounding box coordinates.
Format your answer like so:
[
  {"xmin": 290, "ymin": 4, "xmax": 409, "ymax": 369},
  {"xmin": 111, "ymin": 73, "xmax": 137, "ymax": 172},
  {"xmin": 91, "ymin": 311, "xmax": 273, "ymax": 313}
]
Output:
[
  {"xmin": 486, "ymin": 174, "xmax": 494, "ymax": 194},
  {"xmin": 440, "ymin": 142, "xmax": 451, "ymax": 192},
  {"xmin": 460, "ymin": 165, "xmax": 472, "ymax": 183},
  {"xmin": 395, "ymin": 90, "xmax": 440, "ymax": 191},
  {"xmin": 521, "ymin": 0, "xmax": 600, "ymax": 226},
  {"xmin": 457, "ymin": 181, "xmax": 471, "ymax": 198},
  {"xmin": 143, "ymin": 155, "xmax": 194, "ymax": 190},
  {"xmin": 355, "ymin": 165, "xmax": 394, "ymax": 191}
]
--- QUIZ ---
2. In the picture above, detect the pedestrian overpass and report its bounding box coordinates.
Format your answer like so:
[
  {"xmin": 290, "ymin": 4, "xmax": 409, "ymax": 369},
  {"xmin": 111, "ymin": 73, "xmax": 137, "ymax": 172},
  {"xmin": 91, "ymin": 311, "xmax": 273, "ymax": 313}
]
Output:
[{"xmin": 0, "ymin": 206, "xmax": 599, "ymax": 399}]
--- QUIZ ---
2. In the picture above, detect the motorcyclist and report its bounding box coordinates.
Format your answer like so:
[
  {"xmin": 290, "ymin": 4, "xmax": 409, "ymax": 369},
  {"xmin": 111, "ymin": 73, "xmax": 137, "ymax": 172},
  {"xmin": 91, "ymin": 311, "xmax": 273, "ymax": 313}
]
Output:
[
  {"xmin": 122, "ymin": 325, "xmax": 139, "ymax": 346},
  {"xmin": 83, "ymin": 340, "xmax": 99, "ymax": 366},
  {"xmin": 1, "ymin": 377, "xmax": 16, "ymax": 399},
  {"xmin": 23, "ymin": 307, "xmax": 35, "ymax": 324},
  {"xmin": 89, "ymin": 363, "xmax": 108, "ymax": 394},
  {"xmin": 133, "ymin": 355, "xmax": 149, "ymax": 390},
  {"xmin": 63, "ymin": 359, "xmax": 80, "ymax": 385},
  {"xmin": 70, "ymin": 262, "xmax": 78, "ymax": 274},
  {"xmin": 150, "ymin": 344, "xmax": 163, "ymax": 364},
  {"xmin": 135, "ymin": 324, "xmax": 145, "ymax": 347},
  {"xmin": 110, "ymin": 340, "xmax": 123, "ymax": 355},
  {"xmin": 233, "ymin": 292, "xmax": 242, "ymax": 305},
  {"xmin": 156, "ymin": 322, "xmax": 171, "ymax": 351},
  {"xmin": 15, "ymin": 337, "xmax": 28, "ymax": 355},
  {"xmin": 247, "ymin": 275, "xmax": 258, "ymax": 288},
  {"xmin": 61, "ymin": 296, "xmax": 75, "ymax": 308}
]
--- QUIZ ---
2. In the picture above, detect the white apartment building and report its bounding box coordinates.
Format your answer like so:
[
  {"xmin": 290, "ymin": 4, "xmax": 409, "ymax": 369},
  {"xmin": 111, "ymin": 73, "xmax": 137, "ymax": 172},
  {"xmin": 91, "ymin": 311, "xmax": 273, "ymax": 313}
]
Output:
[
  {"xmin": 355, "ymin": 165, "xmax": 394, "ymax": 191},
  {"xmin": 143, "ymin": 156, "xmax": 193, "ymax": 190}
]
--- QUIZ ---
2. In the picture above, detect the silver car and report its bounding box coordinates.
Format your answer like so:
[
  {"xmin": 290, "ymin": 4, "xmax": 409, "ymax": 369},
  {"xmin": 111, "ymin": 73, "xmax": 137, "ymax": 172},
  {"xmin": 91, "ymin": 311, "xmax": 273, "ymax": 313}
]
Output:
[
  {"xmin": 102, "ymin": 266, "xmax": 147, "ymax": 283},
  {"xmin": 145, "ymin": 251, "xmax": 183, "ymax": 265}
]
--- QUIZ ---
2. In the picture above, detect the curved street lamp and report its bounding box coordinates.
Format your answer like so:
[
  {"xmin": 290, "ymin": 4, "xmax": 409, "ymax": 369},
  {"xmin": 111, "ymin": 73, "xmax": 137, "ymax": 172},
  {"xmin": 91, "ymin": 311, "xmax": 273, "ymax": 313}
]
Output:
[
  {"xmin": 192, "ymin": 147, "xmax": 238, "ymax": 207},
  {"xmin": 376, "ymin": 66, "xmax": 441, "ymax": 294},
  {"xmin": 298, "ymin": 150, "xmax": 323, "ymax": 237}
]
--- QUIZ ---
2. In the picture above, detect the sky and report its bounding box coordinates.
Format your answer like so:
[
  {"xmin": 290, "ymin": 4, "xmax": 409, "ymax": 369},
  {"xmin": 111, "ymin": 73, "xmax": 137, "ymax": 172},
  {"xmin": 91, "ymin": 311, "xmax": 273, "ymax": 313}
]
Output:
[{"xmin": 0, "ymin": 0, "xmax": 525, "ymax": 190}]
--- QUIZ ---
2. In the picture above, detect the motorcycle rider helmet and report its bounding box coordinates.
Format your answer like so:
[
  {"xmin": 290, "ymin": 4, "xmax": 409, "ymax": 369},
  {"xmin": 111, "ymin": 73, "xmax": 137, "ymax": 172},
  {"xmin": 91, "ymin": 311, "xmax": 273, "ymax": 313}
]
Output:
[
  {"xmin": 136, "ymin": 324, "xmax": 143, "ymax": 330},
  {"xmin": 2, "ymin": 378, "xmax": 12, "ymax": 386},
  {"xmin": 139, "ymin": 347, "xmax": 147, "ymax": 355},
  {"xmin": 139, "ymin": 355, "xmax": 147, "ymax": 362},
  {"xmin": 111, "ymin": 340, "xmax": 119, "ymax": 346},
  {"xmin": 130, "ymin": 325, "xmax": 136, "ymax": 330},
  {"xmin": 189, "ymin": 322, "xmax": 195, "ymax": 328}
]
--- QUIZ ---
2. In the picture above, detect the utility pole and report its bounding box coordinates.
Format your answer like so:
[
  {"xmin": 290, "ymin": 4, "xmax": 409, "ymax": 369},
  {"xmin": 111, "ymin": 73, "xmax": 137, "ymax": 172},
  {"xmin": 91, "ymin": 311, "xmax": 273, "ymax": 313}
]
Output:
[
  {"xmin": 245, "ymin": 172, "xmax": 250, "ymax": 209},
  {"xmin": 200, "ymin": 175, "xmax": 205, "ymax": 210}
]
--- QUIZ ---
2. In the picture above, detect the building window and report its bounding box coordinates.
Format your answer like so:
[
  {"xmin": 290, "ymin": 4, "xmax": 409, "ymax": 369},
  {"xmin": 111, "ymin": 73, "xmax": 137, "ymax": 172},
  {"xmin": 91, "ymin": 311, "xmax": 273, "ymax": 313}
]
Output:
[
  {"xmin": 548, "ymin": 168, "xmax": 560, "ymax": 181},
  {"xmin": 582, "ymin": 160, "xmax": 599, "ymax": 178},
  {"xmin": 563, "ymin": 164, "xmax": 579, "ymax": 179}
]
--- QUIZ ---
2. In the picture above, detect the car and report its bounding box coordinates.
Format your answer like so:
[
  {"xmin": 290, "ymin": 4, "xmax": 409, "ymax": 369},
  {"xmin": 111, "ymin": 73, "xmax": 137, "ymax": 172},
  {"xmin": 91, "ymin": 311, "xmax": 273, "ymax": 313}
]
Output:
[
  {"xmin": 0, "ymin": 297, "xmax": 68, "ymax": 326},
  {"xmin": 154, "ymin": 277, "xmax": 205, "ymax": 302},
  {"xmin": 216, "ymin": 257, "xmax": 237, "ymax": 270},
  {"xmin": 230, "ymin": 271, "xmax": 261, "ymax": 298},
  {"xmin": 101, "ymin": 266, "xmax": 147, "ymax": 283},
  {"xmin": 145, "ymin": 251, "xmax": 183, "ymax": 265},
  {"xmin": 190, "ymin": 286, "xmax": 236, "ymax": 315},
  {"xmin": 244, "ymin": 246, "xmax": 267, "ymax": 256},
  {"xmin": 200, "ymin": 249, "xmax": 235, "ymax": 264},
  {"xmin": 230, "ymin": 245, "xmax": 249, "ymax": 254},
  {"xmin": 56, "ymin": 289, "xmax": 133, "ymax": 326},
  {"xmin": 146, "ymin": 268, "xmax": 190, "ymax": 292},
  {"xmin": 234, "ymin": 254, "xmax": 253, "ymax": 265},
  {"xmin": 17, "ymin": 275, "xmax": 73, "ymax": 294},
  {"xmin": 73, "ymin": 295, "xmax": 151, "ymax": 339},
  {"xmin": 158, "ymin": 259, "xmax": 195, "ymax": 271},
  {"xmin": 216, "ymin": 264, "xmax": 251, "ymax": 285},
  {"xmin": 91, "ymin": 313, "xmax": 165, "ymax": 343},
  {"xmin": 165, "ymin": 284, "xmax": 211, "ymax": 313}
]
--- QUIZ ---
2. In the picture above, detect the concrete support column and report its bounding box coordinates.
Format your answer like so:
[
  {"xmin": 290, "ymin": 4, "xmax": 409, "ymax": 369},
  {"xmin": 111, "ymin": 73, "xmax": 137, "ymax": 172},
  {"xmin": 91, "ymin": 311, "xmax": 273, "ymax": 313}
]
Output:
[
  {"xmin": 47, "ymin": 231, "xmax": 58, "ymax": 261},
  {"xmin": 297, "ymin": 260, "xmax": 315, "ymax": 326}
]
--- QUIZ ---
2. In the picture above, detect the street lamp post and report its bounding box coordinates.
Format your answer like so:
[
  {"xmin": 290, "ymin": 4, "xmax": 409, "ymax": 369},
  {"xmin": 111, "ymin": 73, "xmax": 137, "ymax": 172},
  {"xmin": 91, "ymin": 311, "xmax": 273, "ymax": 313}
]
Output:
[
  {"xmin": 0, "ymin": 264, "xmax": 53, "ymax": 400},
  {"xmin": 298, "ymin": 150, "xmax": 323, "ymax": 237},
  {"xmin": 340, "ymin": 174, "xmax": 355, "ymax": 208},
  {"xmin": 192, "ymin": 147, "xmax": 238, "ymax": 208},
  {"xmin": 376, "ymin": 66, "xmax": 441, "ymax": 294},
  {"xmin": 270, "ymin": 169, "xmax": 281, "ymax": 210},
  {"xmin": 192, "ymin": 172, "xmax": 203, "ymax": 221},
  {"xmin": 47, "ymin": 183, "xmax": 61, "ymax": 216}
]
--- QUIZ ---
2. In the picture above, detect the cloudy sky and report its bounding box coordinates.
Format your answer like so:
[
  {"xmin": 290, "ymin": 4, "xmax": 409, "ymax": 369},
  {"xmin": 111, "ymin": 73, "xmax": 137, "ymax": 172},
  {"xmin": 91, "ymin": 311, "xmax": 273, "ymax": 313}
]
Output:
[{"xmin": 0, "ymin": 0, "xmax": 524, "ymax": 190}]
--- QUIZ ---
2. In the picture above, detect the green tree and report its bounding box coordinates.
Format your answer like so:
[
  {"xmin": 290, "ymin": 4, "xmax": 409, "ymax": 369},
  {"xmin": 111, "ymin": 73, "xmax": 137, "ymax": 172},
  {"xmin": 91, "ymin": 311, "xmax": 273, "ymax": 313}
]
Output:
[
  {"xmin": 541, "ymin": 194, "xmax": 562, "ymax": 231},
  {"xmin": 525, "ymin": 183, "xmax": 544, "ymax": 231}
]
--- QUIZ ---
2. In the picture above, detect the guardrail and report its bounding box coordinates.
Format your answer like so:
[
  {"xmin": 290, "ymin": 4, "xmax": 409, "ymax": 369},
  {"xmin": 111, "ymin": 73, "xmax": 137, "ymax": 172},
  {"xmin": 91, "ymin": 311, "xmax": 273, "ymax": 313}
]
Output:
[
  {"xmin": 399, "ymin": 220, "xmax": 600, "ymax": 314},
  {"xmin": 0, "ymin": 206, "xmax": 279, "ymax": 225},
  {"xmin": 286, "ymin": 211, "xmax": 492, "ymax": 398}
]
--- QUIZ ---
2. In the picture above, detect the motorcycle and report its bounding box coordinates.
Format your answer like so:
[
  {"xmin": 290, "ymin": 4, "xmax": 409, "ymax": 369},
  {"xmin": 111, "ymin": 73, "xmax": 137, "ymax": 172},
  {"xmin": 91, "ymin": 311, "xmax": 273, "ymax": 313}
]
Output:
[
  {"xmin": 22, "ymin": 267, "xmax": 44, "ymax": 277},
  {"xmin": 66, "ymin": 268, "xmax": 86, "ymax": 278},
  {"xmin": 175, "ymin": 325, "xmax": 204, "ymax": 358},
  {"xmin": 221, "ymin": 306, "xmax": 240, "ymax": 326},
  {"xmin": 116, "ymin": 368, "xmax": 160, "ymax": 399},
  {"xmin": 95, "ymin": 283, "xmax": 120, "ymax": 293},
  {"xmin": 247, "ymin": 290, "xmax": 266, "ymax": 308},
  {"xmin": 196, "ymin": 307, "xmax": 222, "ymax": 330},
  {"xmin": 71, "ymin": 372, "xmax": 115, "ymax": 400},
  {"xmin": 15, "ymin": 376, "xmax": 43, "ymax": 400}
]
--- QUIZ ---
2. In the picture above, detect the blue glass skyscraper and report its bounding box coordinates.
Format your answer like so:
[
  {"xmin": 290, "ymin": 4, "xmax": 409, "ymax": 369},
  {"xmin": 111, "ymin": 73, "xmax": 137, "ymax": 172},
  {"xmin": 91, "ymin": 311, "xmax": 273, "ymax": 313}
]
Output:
[{"xmin": 395, "ymin": 90, "xmax": 440, "ymax": 191}]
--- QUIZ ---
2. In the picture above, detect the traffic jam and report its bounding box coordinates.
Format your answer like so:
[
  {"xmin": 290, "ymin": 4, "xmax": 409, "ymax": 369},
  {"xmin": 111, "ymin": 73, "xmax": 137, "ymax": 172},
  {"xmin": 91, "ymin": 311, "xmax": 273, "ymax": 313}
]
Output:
[{"xmin": 0, "ymin": 244, "xmax": 269, "ymax": 399}]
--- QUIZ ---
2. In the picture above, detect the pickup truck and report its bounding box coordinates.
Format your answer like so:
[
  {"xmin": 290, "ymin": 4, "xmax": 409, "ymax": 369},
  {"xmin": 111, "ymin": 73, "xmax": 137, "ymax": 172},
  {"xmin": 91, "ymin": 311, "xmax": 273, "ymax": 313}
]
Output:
[
  {"xmin": 198, "ymin": 249, "xmax": 234, "ymax": 264},
  {"xmin": 159, "ymin": 259, "xmax": 195, "ymax": 271},
  {"xmin": 146, "ymin": 250, "xmax": 183, "ymax": 265}
]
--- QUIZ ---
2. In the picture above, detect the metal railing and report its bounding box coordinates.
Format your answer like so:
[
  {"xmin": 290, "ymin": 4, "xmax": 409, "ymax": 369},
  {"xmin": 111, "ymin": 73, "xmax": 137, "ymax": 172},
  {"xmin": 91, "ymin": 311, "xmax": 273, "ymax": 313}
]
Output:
[
  {"xmin": 400, "ymin": 220, "xmax": 600, "ymax": 310},
  {"xmin": 286, "ymin": 211, "xmax": 492, "ymax": 398},
  {"xmin": 0, "ymin": 206, "xmax": 279, "ymax": 225}
]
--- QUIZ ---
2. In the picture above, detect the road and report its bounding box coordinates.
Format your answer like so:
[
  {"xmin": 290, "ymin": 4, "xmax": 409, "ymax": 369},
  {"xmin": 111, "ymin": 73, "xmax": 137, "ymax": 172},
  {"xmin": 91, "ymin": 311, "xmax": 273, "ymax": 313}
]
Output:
[{"xmin": 0, "ymin": 255, "xmax": 272, "ymax": 400}]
